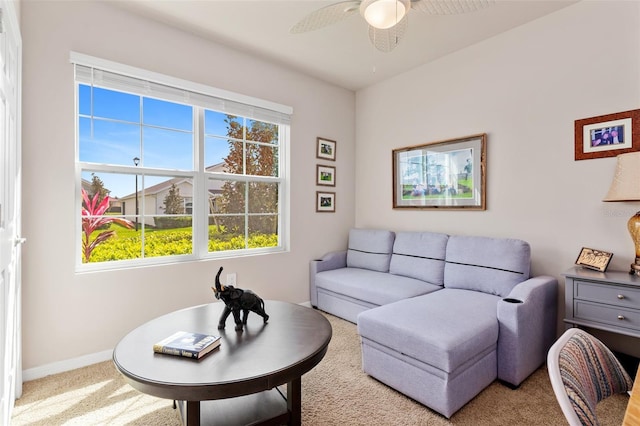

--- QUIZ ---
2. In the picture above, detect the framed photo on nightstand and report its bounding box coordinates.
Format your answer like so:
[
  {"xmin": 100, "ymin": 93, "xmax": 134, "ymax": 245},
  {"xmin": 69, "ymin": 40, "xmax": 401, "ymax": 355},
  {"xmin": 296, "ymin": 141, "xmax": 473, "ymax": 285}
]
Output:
[{"xmin": 575, "ymin": 247, "xmax": 613, "ymax": 272}]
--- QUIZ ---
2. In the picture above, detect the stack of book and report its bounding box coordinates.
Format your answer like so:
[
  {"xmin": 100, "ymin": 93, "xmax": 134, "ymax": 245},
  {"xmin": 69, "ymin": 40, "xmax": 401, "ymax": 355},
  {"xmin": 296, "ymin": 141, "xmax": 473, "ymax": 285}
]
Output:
[{"xmin": 153, "ymin": 331, "xmax": 221, "ymax": 359}]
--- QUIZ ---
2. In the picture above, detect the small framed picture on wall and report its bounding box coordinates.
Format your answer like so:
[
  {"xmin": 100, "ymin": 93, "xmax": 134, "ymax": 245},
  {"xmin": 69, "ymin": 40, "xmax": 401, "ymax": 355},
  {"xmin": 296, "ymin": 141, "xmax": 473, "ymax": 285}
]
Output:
[
  {"xmin": 574, "ymin": 109, "xmax": 640, "ymax": 160},
  {"xmin": 316, "ymin": 137, "xmax": 336, "ymax": 161},
  {"xmin": 316, "ymin": 191, "xmax": 335, "ymax": 213},
  {"xmin": 316, "ymin": 165, "xmax": 336, "ymax": 186}
]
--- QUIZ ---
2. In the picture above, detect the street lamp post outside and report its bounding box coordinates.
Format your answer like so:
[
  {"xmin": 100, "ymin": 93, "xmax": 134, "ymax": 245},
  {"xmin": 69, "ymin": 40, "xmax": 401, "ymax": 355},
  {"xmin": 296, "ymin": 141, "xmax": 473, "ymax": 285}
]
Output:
[{"xmin": 133, "ymin": 156, "xmax": 140, "ymax": 231}]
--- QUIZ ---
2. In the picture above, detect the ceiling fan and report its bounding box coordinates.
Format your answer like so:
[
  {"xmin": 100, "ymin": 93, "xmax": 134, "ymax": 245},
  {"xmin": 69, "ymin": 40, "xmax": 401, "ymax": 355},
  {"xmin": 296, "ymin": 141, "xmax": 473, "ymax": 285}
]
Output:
[{"xmin": 290, "ymin": 0, "xmax": 495, "ymax": 52}]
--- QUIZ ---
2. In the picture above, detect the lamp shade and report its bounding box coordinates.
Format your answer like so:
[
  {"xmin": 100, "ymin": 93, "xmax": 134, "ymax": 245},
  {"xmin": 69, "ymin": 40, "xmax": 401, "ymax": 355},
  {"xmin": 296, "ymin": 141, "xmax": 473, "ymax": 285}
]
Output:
[{"xmin": 603, "ymin": 152, "xmax": 640, "ymax": 201}]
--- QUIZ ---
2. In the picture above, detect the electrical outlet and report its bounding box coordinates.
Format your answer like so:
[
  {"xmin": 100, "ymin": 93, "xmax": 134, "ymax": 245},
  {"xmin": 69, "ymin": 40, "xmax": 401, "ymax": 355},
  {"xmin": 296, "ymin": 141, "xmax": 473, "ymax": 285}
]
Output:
[{"xmin": 226, "ymin": 273, "xmax": 237, "ymax": 286}]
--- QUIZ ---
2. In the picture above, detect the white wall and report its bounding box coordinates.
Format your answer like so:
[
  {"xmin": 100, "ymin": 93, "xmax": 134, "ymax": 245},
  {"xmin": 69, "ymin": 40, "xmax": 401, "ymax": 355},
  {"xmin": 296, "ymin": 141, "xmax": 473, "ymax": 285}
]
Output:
[
  {"xmin": 21, "ymin": 1, "xmax": 355, "ymax": 372},
  {"xmin": 356, "ymin": 1, "xmax": 640, "ymax": 354}
]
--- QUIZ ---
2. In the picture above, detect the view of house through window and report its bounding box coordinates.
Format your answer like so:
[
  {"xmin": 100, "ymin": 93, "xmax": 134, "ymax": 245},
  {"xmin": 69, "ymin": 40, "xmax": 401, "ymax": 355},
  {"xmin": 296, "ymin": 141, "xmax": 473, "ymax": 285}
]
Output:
[{"xmin": 74, "ymin": 57, "xmax": 290, "ymax": 269}]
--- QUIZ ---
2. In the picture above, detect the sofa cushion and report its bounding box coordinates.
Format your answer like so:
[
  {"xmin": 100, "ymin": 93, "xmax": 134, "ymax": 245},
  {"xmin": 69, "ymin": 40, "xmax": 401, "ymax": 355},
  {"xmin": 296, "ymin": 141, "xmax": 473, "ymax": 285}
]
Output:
[
  {"xmin": 389, "ymin": 231, "xmax": 449, "ymax": 285},
  {"xmin": 316, "ymin": 268, "xmax": 441, "ymax": 306},
  {"xmin": 346, "ymin": 228, "xmax": 395, "ymax": 272},
  {"xmin": 357, "ymin": 289, "xmax": 500, "ymax": 373},
  {"xmin": 444, "ymin": 235, "xmax": 530, "ymax": 297}
]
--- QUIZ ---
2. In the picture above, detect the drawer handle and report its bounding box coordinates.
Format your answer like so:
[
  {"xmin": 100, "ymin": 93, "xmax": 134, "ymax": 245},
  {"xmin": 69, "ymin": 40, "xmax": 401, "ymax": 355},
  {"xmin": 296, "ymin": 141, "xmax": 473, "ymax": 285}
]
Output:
[
  {"xmin": 618, "ymin": 294, "xmax": 626, "ymax": 300},
  {"xmin": 618, "ymin": 315, "xmax": 626, "ymax": 320}
]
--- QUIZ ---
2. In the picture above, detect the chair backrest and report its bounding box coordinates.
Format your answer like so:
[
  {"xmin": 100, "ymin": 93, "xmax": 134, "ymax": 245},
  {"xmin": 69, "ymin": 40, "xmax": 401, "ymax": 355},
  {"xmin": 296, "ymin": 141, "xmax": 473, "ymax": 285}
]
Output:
[{"xmin": 547, "ymin": 328, "xmax": 633, "ymax": 426}]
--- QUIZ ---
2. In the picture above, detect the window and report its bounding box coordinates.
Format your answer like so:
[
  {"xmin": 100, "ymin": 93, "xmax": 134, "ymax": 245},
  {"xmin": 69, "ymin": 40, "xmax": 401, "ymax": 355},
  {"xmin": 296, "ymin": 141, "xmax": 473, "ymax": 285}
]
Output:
[{"xmin": 72, "ymin": 53, "xmax": 292, "ymax": 271}]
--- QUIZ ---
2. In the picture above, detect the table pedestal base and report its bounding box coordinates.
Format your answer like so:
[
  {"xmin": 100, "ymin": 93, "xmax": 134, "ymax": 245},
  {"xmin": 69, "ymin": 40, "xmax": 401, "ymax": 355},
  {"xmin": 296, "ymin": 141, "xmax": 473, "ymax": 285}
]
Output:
[{"xmin": 177, "ymin": 378, "xmax": 301, "ymax": 426}]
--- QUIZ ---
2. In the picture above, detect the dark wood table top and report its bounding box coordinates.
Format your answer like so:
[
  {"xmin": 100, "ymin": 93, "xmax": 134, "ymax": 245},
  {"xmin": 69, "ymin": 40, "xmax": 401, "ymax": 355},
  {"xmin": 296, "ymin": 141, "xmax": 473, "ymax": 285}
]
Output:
[{"xmin": 113, "ymin": 300, "xmax": 332, "ymax": 402}]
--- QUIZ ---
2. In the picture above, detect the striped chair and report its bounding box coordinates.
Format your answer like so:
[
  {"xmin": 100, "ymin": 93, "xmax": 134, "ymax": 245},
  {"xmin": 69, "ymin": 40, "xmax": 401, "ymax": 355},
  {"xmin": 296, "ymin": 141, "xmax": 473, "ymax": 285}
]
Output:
[{"xmin": 547, "ymin": 328, "xmax": 633, "ymax": 426}]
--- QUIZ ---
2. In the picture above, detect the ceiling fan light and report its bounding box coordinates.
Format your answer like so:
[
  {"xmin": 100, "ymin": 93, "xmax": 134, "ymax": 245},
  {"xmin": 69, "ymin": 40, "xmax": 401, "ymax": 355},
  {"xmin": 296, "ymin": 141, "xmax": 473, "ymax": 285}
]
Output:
[{"xmin": 362, "ymin": 0, "xmax": 407, "ymax": 30}]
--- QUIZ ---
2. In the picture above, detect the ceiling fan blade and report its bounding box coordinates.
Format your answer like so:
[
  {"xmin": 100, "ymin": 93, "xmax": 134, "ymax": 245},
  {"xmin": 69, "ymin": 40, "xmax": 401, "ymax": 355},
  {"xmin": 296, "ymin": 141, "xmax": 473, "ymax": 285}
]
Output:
[
  {"xmin": 411, "ymin": 0, "xmax": 495, "ymax": 15},
  {"xmin": 290, "ymin": 1, "xmax": 362, "ymax": 34},
  {"xmin": 368, "ymin": 15, "xmax": 408, "ymax": 52}
]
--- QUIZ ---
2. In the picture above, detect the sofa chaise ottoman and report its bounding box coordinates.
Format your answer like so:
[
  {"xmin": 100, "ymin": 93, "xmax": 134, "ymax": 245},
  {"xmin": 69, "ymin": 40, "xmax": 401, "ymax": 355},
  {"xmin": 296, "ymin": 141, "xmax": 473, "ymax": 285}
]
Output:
[{"xmin": 309, "ymin": 228, "xmax": 558, "ymax": 418}]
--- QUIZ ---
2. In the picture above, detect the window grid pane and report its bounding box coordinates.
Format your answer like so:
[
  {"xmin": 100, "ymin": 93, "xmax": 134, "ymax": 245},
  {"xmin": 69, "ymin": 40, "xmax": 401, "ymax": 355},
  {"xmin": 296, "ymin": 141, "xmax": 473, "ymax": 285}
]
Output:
[{"xmin": 76, "ymin": 68, "xmax": 287, "ymax": 269}]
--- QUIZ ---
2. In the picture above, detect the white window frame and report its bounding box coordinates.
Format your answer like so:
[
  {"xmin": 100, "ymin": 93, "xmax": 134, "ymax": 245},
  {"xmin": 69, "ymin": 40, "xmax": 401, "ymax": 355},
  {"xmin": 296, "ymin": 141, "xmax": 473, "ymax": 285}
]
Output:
[{"xmin": 71, "ymin": 52, "xmax": 292, "ymax": 272}]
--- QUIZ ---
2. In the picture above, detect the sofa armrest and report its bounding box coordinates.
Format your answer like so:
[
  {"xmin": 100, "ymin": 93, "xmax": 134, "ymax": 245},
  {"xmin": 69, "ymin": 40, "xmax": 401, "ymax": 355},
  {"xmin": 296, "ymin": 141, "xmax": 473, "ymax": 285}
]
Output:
[
  {"xmin": 309, "ymin": 251, "xmax": 347, "ymax": 307},
  {"xmin": 496, "ymin": 275, "xmax": 558, "ymax": 386}
]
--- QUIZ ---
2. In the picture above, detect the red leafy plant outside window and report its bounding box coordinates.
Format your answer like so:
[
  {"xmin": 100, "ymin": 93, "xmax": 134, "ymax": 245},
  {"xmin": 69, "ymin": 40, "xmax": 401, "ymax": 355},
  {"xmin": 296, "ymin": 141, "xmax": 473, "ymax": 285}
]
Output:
[{"xmin": 81, "ymin": 188, "xmax": 134, "ymax": 262}]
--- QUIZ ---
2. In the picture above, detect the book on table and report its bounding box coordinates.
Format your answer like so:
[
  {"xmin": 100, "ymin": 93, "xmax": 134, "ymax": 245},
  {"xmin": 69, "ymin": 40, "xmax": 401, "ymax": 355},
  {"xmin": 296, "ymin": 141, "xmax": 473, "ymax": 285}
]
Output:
[{"xmin": 153, "ymin": 331, "xmax": 221, "ymax": 359}]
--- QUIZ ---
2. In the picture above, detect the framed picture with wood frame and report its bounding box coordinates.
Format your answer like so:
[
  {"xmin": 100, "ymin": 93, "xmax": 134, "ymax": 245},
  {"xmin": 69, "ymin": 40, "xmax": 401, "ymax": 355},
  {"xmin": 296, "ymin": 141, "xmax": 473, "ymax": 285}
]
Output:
[
  {"xmin": 393, "ymin": 133, "xmax": 486, "ymax": 210},
  {"xmin": 316, "ymin": 165, "xmax": 336, "ymax": 186},
  {"xmin": 316, "ymin": 191, "xmax": 335, "ymax": 212},
  {"xmin": 316, "ymin": 137, "xmax": 336, "ymax": 161},
  {"xmin": 574, "ymin": 109, "xmax": 640, "ymax": 160}
]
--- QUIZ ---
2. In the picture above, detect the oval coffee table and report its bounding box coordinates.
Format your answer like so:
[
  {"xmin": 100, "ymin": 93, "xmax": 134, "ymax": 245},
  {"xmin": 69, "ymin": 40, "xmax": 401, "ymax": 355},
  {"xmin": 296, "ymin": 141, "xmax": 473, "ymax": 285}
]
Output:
[{"xmin": 113, "ymin": 300, "xmax": 332, "ymax": 426}]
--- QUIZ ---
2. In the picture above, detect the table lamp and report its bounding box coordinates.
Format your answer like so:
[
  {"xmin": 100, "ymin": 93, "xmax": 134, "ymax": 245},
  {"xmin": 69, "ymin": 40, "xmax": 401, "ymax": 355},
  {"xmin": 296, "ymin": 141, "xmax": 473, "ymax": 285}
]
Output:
[{"xmin": 603, "ymin": 151, "xmax": 640, "ymax": 274}]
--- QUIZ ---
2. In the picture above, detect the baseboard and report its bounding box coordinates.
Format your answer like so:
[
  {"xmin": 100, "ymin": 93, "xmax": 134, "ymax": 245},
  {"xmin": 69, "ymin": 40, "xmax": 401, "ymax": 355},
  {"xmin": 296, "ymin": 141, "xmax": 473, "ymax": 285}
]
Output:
[
  {"xmin": 22, "ymin": 302, "xmax": 314, "ymax": 382},
  {"xmin": 22, "ymin": 349, "xmax": 113, "ymax": 382}
]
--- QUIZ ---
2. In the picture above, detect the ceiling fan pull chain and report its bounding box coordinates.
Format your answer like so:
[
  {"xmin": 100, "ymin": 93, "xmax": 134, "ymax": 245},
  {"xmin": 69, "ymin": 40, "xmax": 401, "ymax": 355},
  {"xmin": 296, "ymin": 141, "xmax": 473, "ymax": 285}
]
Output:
[{"xmin": 372, "ymin": 29, "xmax": 377, "ymax": 74}]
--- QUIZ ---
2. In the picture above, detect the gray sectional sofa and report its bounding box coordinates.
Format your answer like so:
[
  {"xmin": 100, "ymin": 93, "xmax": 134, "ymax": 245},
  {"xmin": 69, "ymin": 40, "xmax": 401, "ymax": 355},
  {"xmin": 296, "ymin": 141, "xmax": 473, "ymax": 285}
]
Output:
[{"xmin": 309, "ymin": 228, "xmax": 557, "ymax": 418}]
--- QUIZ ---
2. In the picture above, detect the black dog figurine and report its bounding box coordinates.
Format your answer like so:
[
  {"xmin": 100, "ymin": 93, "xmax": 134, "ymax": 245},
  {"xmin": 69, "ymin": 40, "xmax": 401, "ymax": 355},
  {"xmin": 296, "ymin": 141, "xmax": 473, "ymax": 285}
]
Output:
[{"xmin": 212, "ymin": 267, "xmax": 269, "ymax": 331}]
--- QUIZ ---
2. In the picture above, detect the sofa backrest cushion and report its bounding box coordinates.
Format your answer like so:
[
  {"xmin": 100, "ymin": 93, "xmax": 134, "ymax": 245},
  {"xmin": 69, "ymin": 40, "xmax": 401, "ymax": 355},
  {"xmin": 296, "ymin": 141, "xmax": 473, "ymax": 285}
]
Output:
[
  {"xmin": 444, "ymin": 235, "xmax": 531, "ymax": 297},
  {"xmin": 389, "ymin": 232, "xmax": 449, "ymax": 285},
  {"xmin": 346, "ymin": 228, "xmax": 395, "ymax": 272}
]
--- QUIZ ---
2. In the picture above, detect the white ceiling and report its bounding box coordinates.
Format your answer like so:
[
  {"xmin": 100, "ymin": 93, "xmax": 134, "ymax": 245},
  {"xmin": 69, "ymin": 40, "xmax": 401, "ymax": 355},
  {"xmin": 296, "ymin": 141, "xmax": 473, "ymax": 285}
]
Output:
[{"xmin": 111, "ymin": 0, "xmax": 578, "ymax": 91}]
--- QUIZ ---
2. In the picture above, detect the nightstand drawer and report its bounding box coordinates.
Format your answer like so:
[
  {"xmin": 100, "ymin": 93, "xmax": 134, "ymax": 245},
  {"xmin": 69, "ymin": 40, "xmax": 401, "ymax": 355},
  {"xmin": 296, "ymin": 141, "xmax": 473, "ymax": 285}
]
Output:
[
  {"xmin": 575, "ymin": 280, "xmax": 640, "ymax": 309},
  {"xmin": 575, "ymin": 300, "xmax": 640, "ymax": 332}
]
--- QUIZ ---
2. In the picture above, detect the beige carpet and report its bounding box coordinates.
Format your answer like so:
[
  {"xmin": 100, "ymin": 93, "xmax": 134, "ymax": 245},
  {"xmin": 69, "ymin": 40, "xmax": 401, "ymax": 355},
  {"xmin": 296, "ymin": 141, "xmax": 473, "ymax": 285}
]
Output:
[{"xmin": 11, "ymin": 312, "xmax": 630, "ymax": 425}]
